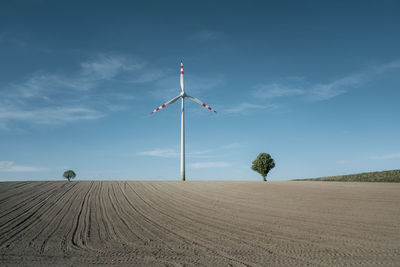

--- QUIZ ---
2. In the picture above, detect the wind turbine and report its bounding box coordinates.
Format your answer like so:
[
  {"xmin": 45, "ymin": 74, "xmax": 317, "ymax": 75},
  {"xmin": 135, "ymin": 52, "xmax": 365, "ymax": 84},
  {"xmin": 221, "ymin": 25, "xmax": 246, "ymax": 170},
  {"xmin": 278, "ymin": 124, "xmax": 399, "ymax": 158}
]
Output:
[{"xmin": 151, "ymin": 60, "xmax": 217, "ymax": 181}]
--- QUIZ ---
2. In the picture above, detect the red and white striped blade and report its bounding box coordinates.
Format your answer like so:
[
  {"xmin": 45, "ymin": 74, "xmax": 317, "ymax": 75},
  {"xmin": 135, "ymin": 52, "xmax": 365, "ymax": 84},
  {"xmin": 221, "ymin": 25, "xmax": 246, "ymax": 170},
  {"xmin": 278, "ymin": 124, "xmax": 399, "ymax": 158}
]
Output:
[
  {"xmin": 180, "ymin": 60, "xmax": 184, "ymax": 92},
  {"xmin": 187, "ymin": 95, "xmax": 217, "ymax": 113},
  {"xmin": 150, "ymin": 95, "xmax": 181, "ymax": 114}
]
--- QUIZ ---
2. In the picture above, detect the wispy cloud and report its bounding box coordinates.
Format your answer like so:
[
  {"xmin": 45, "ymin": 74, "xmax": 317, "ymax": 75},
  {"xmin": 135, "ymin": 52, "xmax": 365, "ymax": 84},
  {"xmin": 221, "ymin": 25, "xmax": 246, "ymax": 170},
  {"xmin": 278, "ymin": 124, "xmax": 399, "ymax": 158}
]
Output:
[
  {"xmin": 129, "ymin": 70, "xmax": 165, "ymax": 83},
  {"xmin": 253, "ymin": 60, "xmax": 400, "ymax": 102},
  {"xmin": 252, "ymin": 83, "xmax": 304, "ymax": 99},
  {"xmin": 373, "ymin": 60, "xmax": 400, "ymax": 74},
  {"xmin": 189, "ymin": 161, "xmax": 230, "ymax": 169},
  {"xmin": 0, "ymin": 107, "xmax": 104, "ymax": 124},
  {"xmin": 370, "ymin": 153, "xmax": 400, "ymax": 160},
  {"xmin": 310, "ymin": 60, "xmax": 400, "ymax": 101},
  {"xmin": 80, "ymin": 54, "xmax": 142, "ymax": 81},
  {"xmin": 224, "ymin": 102, "xmax": 278, "ymax": 114},
  {"xmin": 0, "ymin": 54, "xmax": 144, "ymax": 127},
  {"xmin": 10, "ymin": 54, "xmax": 141, "ymax": 96},
  {"xmin": 0, "ymin": 32, "xmax": 53, "ymax": 53},
  {"xmin": 0, "ymin": 161, "xmax": 46, "ymax": 172},
  {"xmin": 0, "ymin": 32, "xmax": 28, "ymax": 48},
  {"xmin": 309, "ymin": 73, "xmax": 365, "ymax": 101},
  {"xmin": 138, "ymin": 149, "xmax": 178, "ymax": 158}
]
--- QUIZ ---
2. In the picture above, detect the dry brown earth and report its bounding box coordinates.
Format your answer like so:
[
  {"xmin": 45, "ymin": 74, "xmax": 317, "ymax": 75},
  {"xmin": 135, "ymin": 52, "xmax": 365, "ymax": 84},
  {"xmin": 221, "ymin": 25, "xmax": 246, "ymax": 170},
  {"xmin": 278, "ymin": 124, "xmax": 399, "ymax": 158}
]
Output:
[{"xmin": 0, "ymin": 181, "xmax": 399, "ymax": 266}]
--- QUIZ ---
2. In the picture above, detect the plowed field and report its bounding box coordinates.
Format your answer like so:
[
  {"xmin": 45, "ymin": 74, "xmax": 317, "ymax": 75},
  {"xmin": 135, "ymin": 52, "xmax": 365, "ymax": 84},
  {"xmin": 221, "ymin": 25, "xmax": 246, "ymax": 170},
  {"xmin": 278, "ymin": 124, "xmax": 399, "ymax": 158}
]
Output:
[{"xmin": 0, "ymin": 181, "xmax": 399, "ymax": 266}]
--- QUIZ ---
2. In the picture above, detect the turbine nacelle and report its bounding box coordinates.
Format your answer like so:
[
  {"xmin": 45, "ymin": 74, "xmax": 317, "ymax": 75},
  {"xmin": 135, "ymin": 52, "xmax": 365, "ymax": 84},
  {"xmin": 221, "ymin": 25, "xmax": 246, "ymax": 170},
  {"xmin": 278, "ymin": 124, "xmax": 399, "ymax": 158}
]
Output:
[{"xmin": 150, "ymin": 60, "xmax": 217, "ymax": 115}]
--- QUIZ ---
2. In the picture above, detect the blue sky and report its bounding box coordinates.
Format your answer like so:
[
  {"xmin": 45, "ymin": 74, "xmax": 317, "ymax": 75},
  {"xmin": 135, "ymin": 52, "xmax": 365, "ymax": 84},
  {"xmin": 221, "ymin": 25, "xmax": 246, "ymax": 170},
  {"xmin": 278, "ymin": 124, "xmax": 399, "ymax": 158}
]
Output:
[{"xmin": 1, "ymin": 1, "xmax": 400, "ymax": 181}]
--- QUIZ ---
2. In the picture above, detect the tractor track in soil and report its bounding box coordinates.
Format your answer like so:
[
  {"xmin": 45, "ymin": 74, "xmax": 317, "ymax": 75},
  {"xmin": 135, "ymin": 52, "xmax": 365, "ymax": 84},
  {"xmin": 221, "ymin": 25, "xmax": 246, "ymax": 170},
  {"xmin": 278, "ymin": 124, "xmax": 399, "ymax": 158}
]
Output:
[{"xmin": 0, "ymin": 181, "xmax": 399, "ymax": 266}]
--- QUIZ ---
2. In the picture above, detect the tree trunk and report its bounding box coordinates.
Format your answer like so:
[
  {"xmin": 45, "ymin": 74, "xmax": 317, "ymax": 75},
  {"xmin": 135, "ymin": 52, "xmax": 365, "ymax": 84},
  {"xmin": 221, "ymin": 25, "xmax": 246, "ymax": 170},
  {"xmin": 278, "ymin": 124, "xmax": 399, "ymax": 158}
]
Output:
[
  {"xmin": 68, "ymin": 177, "xmax": 71, "ymax": 182},
  {"xmin": 263, "ymin": 176, "xmax": 267, "ymax": 182}
]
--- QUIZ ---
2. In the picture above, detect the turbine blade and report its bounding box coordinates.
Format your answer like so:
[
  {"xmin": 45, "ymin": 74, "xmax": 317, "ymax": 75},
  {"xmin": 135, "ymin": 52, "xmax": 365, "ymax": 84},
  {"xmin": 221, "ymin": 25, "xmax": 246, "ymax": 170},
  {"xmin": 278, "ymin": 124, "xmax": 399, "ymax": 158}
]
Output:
[
  {"xmin": 180, "ymin": 60, "xmax": 184, "ymax": 92},
  {"xmin": 151, "ymin": 95, "xmax": 181, "ymax": 114},
  {"xmin": 187, "ymin": 95, "xmax": 217, "ymax": 113}
]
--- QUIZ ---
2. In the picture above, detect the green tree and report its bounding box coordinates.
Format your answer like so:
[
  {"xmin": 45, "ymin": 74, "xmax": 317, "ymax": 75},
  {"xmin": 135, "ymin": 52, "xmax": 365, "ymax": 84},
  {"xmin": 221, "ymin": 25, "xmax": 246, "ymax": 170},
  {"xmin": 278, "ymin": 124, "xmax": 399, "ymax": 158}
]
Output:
[
  {"xmin": 63, "ymin": 170, "xmax": 76, "ymax": 182},
  {"xmin": 252, "ymin": 153, "xmax": 275, "ymax": 181}
]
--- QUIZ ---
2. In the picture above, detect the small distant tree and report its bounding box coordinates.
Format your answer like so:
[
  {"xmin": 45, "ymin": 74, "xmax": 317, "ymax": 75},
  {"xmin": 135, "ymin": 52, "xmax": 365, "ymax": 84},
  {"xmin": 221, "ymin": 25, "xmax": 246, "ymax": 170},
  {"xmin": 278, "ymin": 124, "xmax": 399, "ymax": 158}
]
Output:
[
  {"xmin": 63, "ymin": 170, "xmax": 76, "ymax": 182},
  {"xmin": 252, "ymin": 153, "xmax": 275, "ymax": 182}
]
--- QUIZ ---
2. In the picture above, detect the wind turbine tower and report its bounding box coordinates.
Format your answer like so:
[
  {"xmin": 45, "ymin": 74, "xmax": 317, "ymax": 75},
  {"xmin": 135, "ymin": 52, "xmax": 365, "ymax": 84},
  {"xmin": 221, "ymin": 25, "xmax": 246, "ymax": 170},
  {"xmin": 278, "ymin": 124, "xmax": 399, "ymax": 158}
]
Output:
[{"xmin": 151, "ymin": 60, "xmax": 217, "ymax": 181}]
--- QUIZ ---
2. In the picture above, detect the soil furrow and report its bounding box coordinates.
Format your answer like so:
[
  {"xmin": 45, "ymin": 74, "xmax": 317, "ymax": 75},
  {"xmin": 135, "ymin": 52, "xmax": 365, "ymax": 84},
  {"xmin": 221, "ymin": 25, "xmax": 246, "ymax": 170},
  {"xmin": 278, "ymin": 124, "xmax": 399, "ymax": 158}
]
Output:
[
  {"xmin": 0, "ymin": 181, "xmax": 399, "ymax": 266},
  {"xmin": 71, "ymin": 181, "xmax": 94, "ymax": 248}
]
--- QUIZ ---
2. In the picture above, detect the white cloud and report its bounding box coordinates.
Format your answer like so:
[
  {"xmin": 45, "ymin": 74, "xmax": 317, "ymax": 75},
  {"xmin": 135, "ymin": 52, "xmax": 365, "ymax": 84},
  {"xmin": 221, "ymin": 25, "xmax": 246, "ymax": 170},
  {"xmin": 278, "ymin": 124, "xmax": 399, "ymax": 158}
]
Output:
[
  {"xmin": 373, "ymin": 60, "xmax": 400, "ymax": 74},
  {"xmin": 0, "ymin": 54, "xmax": 144, "ymax": 128},
  {"xmin": 371, "ymin": 153, "xmax": 400, "ymax": 160},
  {"xmin": 9, "ymin": 56, "xmax": 140, "ymax": 99},
  {"xmin": 80, "ymin": 54, "xmax": 142, "ymax": 81},
  {"xmin": 309, "ymin": 60, "xmax": 400, "ymax": 101},
  {"xmin": 224, "ymin": 102, "xmax": 278, "ymax": 114},
  {"xmin": 309, "ymin": 73, "xmax": 365, "ymax": 101},
  {"xmin": 189, "ymin": 161, "xmax": 230, "ymax": 169},
  {"xmin": 0, "ymin": 32, "xmax": 27, "ymax": 48},
  {"xmin": 129, "ymin": 70, "xmax": 165, "ymax": 83},
  {"xmin": 11, "ymin": 55, "xmax": 142, "ymax": 96},
  {"xmin": 138, "ymin": 149, "xmax": 178, "ymax": 158},
  {"xmin": 0, "ymin": 161, "xmax": 46, "ymax": 172},
  {"xmin": 252, "ymin": 60, "xmax": 400, "ymax": 103},
  {"xmin": 252, "ymin": 83, "xmax": 304, "ymax": 99},
  {"xmin": 0, "ymin": 107, "xmax": 104, "ymax": 124}
]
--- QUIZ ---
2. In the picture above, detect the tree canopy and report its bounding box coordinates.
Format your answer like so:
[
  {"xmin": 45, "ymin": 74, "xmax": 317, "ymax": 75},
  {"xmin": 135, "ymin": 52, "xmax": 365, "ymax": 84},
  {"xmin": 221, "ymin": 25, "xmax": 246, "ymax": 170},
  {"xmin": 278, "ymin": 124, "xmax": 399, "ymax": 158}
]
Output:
[
  {"xmin": 63, "ymin": 170, "xmax": 76, "ymax": 182},
  {"xmin": 251, "ymin": 153, "xmax": 275, "ymax": 181}
]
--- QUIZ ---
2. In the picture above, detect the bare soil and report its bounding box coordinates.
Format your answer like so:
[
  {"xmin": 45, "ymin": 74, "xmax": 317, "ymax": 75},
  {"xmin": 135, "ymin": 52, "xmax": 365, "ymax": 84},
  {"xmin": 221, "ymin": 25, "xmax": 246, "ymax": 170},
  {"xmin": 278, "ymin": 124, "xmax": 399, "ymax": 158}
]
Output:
[{"xmin": 0, "ymin": 181, "xmax": 399, "ymax": 266}]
